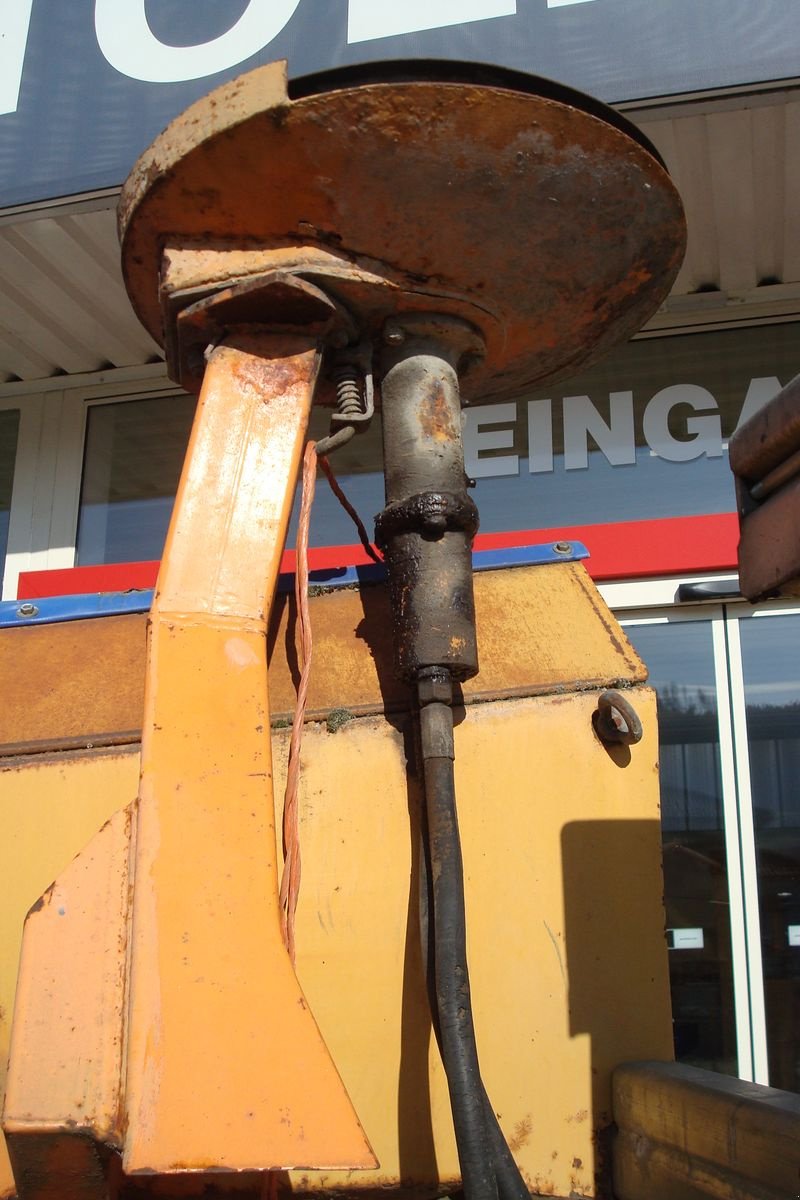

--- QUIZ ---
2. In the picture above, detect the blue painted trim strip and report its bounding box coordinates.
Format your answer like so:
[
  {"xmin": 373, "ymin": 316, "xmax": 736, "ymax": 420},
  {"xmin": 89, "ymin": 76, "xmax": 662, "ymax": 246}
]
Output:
[
  {"xmin": 1, "ymin": 588, "xmax": 155, "ymax": 628},
  {"xmin": 0, "ymin": 541, "xmax": 588, "ymax": 628}
]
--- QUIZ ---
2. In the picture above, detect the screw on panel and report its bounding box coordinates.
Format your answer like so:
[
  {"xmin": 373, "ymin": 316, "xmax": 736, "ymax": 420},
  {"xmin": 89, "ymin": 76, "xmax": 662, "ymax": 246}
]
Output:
[
  {"xmin": 17, "ymin": 602, "xmax": 39, "ymax": 618},
  {"xmin": 553, "ymin": 541, "xmax": 572, "ymax": 555}
]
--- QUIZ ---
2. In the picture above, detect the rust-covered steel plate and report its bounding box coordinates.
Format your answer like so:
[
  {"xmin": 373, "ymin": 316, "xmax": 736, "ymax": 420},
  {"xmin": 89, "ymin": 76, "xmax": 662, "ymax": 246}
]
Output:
[{"xmin": 119, "ymin": 59, "xmax": 685, "ymax": 401}]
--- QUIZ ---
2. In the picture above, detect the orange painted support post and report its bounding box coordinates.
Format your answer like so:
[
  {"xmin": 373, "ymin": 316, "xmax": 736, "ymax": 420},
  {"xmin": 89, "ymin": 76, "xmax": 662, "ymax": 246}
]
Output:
[{"xmin": 122, "ymin": 331, "xmax": 374, "ymax": 1175}]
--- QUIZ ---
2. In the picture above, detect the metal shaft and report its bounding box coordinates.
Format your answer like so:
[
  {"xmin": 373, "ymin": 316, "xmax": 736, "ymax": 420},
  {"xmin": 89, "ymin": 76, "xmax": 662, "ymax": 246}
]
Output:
[
  {"xmin": 375, "ymin": 318, "xmax": 480, "ymax": 683},
  {"xmin": 374, "ymin": 315, "xmax": 528, "ymax": 1200}
]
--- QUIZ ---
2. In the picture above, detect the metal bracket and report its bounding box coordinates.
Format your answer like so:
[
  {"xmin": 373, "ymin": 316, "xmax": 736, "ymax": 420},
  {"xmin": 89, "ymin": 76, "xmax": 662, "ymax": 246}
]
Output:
[{"xmin": 166, "ymin": 271, "xmax": 357, "ymax": 392}]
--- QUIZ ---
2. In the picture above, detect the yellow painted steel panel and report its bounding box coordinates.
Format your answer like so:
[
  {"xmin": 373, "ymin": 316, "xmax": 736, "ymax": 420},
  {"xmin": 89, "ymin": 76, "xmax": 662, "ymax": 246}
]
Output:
[
  {"xmin": 4, "ymin": 806, "xmax": 132, "ymax": 1137},
  {"xmin": 0, "ymin": 562, "xmax": 644, "ymax": 757},
  {"xmin": 0, "ymin": 749, "xmax": 140, "ymax": 1199},
  {"xmin": 1, "ymin": 689, "xmax": 669, "ymax": 1199},
  {"xmin": 1, "ymin": 560, "xmax": 669, "ymax": 1197},
  {"xmin": 0, "ymin": 614, "xmax": 146, "ymax": 754},
  {"xmin": 271, "ymin": 687, "xmax": 671, "ymax": 1198}
]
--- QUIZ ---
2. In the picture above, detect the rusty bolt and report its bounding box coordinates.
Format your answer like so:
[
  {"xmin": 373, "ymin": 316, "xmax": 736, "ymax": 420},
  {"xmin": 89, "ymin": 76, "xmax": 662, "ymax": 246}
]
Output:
[
  {"xmin": 383, "ymin": 322, "xmax": 406, "ymax": 346},
  {"xmin": 593, "ymin": 690, "xmax": 643, "ymax": 746}
]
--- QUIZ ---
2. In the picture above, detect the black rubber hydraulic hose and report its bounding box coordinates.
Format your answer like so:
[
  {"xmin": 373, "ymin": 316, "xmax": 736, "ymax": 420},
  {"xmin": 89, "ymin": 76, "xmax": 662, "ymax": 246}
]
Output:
[
  {"xmin": 377, "ymin": 325, "xmax": 523, "ymax": 1200},
  {"xmin": 422, "ymin": 746, "xmax": 498, "ymax": 1200},
  {"xmin": 417, "ymin": 765, "xmax": 530, "ymax": 1200}
]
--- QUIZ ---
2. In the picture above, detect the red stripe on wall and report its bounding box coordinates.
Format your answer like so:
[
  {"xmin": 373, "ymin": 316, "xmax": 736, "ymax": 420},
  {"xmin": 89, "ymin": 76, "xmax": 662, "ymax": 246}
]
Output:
[
  {"xmin": 16, "ymin": 512, "xmax": 740, "ymax": 599},
  {"xmin": 17, "ymin": 559, "xmax": 162, "ymax": 599}
]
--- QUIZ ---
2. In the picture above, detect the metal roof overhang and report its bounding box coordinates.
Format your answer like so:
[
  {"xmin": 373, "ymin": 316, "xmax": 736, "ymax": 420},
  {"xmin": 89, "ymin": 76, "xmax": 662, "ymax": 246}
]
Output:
[{"xmin": 0, "ymin": 84, "xmax": 798, "ymax": 390}]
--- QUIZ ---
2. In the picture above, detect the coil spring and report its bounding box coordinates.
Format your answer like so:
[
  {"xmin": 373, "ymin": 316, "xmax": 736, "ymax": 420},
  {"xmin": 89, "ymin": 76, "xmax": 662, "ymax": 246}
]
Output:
[{"xmin": 331, "ymin": 363, "xmax": 363, "ymax": 418}]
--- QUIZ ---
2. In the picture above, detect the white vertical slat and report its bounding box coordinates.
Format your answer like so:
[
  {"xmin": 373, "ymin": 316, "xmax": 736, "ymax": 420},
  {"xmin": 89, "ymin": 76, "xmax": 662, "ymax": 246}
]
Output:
[
  {"xmin": 25, "ymin": 392, "xmax": 71, "ymax": 572},
  {"xmin": 5, "ymin": 389, "xmax": 85, "ymax": 587},
  {"xmin": 670, "ymin": 113, "xmax": 720, "ymax": 292},
  {"xmin": 1, "ymin": 394, "xmax": 44, "ymax": 599},
  {"xmin": 638, "ymin": 117, "xmax": 694, "ymax": 297},
  {"xmin": 706, "ymin": 109, "xmax": 758, "ymax": 295},
  {"xmin": 782, "ymin": 99, "xmax": 800, "ymax": 283},
  {"xmin": 711, "ymin": 614, "xmax": 757, "ymax": 1082},
  {"xmin": 751, "ymin": 103, "xmax": 785, "ymax": 285},
  {"xmin": 47, "ymin": 390, "xmax": 88, "ymax": 570},
  {"xmin": 723, "ymin": 615, "xmax": 770, "ymax": 1084}
]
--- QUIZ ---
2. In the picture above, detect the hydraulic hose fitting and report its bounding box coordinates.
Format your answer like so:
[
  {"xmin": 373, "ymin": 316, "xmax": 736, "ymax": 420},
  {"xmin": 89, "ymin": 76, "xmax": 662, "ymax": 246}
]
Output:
[
  {"xmin": 374, "ymin": 314, "xmax": 484, "ymax": 685},
  {"xmin": 417, "ymin": 668, "xmax": 455, "ymax": 760}
]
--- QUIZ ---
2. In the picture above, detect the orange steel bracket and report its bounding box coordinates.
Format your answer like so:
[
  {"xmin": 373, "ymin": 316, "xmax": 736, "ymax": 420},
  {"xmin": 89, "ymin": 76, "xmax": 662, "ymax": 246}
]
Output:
[
  {"xmin": 121, "ymin": 330, "xmax": 374, "ymax": 1176},
  {"xmin": 3, "ymin": 331, "xmax": 374, "ymax": 1196}
]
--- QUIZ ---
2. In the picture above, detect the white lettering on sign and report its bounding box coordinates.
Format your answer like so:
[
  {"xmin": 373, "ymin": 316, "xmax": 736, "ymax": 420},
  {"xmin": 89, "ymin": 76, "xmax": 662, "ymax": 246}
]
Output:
[
  {"xmin": 94, "ymin": 0, "xmax": 302, "ymax": 84},
  {"xmin": 461, "ymin": 377, "xmax": 782, "ymax": 480},
  {"xmin": 643, "ymin": 384, "xmax": 722, "ymax": 462},
  {"xmin": 563, "ymin": 391, "xmax": 636, "ymax": 469},
  {"xmin": 527, "ymin": 399, "xmax": 554, "ymax": 473},
  {"xmin": 464, "ymin": 402, "xmax": 519, "ymax": 479},
  {"xmin": 0, "ymin": 1, "xmax": 34, "ymax": 116},
  {"xmin": 0, "ymin": 0, "xmax": 639, "ymax": 115},
  {"xmin": 348, "ymin": 0, "xmax": 516, "ymax": 44}
]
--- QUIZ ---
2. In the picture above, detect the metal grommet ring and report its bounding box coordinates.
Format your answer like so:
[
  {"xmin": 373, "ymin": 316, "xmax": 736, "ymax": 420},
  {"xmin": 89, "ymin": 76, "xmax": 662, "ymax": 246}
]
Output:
[{"xmin": 593, "ymin": 689, "xmax": 643, "ymax": 746}]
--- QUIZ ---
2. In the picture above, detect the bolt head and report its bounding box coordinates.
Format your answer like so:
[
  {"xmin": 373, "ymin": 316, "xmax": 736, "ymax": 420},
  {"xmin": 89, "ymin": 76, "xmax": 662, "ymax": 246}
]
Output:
[
  {"xmin": 383, "ymin": 323, "xmax": 406, "ymax": 345},
  {"xmin": 554, "ymin": 541, "xmax": 572, "ymax": 555}
]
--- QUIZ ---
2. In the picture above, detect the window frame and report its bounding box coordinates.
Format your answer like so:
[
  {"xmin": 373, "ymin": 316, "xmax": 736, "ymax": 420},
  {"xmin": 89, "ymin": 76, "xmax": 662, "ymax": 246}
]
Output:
[{"xmin": 1, "ymin": 371, "xmax": 181, "ymax": 599}]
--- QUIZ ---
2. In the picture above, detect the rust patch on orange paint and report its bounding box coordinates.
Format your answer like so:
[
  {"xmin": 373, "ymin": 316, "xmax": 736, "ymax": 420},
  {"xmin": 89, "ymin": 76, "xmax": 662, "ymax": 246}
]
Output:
[{"xmin": 228, "ymin": 349, "xmax": 303, "ymax": 399}]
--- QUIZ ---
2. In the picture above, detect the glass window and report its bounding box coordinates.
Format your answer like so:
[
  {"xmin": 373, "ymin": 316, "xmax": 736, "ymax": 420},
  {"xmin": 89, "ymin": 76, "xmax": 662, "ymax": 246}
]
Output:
[
  {"xmin": 302, "ymin": 322, "xmax": 800, "ymax": 549},
  {"xmin": 76, "ymin": 394, "xmax": 196, "ymax": 565},
  {"xmin": 625, "ymin": 620, "xmax": 738, "ymax": 1077},
  {"xmin": 0, "ymin": 408, "xmax": 20, "ymax": 574},
  {"xmin": 739, "ymin": 614, "xmax": 800, "ymax": 1093},
  {"xmin": 71, "ymin": 321, "xmax": 800, "ymax": 564}
]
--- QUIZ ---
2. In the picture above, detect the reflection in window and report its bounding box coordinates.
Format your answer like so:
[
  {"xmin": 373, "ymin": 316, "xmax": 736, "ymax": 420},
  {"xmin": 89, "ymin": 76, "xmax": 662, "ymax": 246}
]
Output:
[
  {"xmin": 740, "ymin": 615, "xmax": 800, "ymax": 1093},
  {"xmin": 0, "ymin": 408, "xmax": 20, "ymax": 574},
  {"xmin": 301, "ymin": 323, "xmax": 800, "ymax": 550},
  {"xmin": 625, "ymin": 621, "xmax": 737, "ymax": 1078},
  {"xmin": 76, "ymin": 394, "xmax": 196, "ymax": 565}
]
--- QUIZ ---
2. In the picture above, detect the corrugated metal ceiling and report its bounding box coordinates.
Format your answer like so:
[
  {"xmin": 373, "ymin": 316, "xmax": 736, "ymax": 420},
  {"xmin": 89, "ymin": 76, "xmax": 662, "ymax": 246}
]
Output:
[{"xmin": 0, "ymin": 86, "xmax": 798, "ymax": 387}]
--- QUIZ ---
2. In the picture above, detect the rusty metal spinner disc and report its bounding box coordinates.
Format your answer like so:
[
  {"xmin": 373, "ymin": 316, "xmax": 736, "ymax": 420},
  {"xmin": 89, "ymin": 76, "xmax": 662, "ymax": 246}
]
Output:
[{"xmin": 120, "ymin": 60, "xmax": 685, "ymax": 401}]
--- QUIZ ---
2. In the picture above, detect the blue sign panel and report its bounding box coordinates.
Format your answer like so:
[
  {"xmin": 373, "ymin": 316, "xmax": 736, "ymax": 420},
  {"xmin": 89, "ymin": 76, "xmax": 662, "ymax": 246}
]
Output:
[{"xmin": 1, "ymin": 0, "xmax": 799, "ymax": 209}]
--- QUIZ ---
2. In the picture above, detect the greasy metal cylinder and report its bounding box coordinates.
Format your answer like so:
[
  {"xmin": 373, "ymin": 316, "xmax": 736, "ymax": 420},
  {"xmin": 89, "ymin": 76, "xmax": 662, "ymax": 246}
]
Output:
[{"xmin": 375, "ymin": 324, "xmax": 479, "ymax": 683}]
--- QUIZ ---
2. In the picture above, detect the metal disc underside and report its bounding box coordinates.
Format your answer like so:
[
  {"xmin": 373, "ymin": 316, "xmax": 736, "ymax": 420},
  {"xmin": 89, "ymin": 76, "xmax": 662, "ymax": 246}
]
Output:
[{"xmin": 120, "ymin": 60, "xmax": 686, "ymax": 401}]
